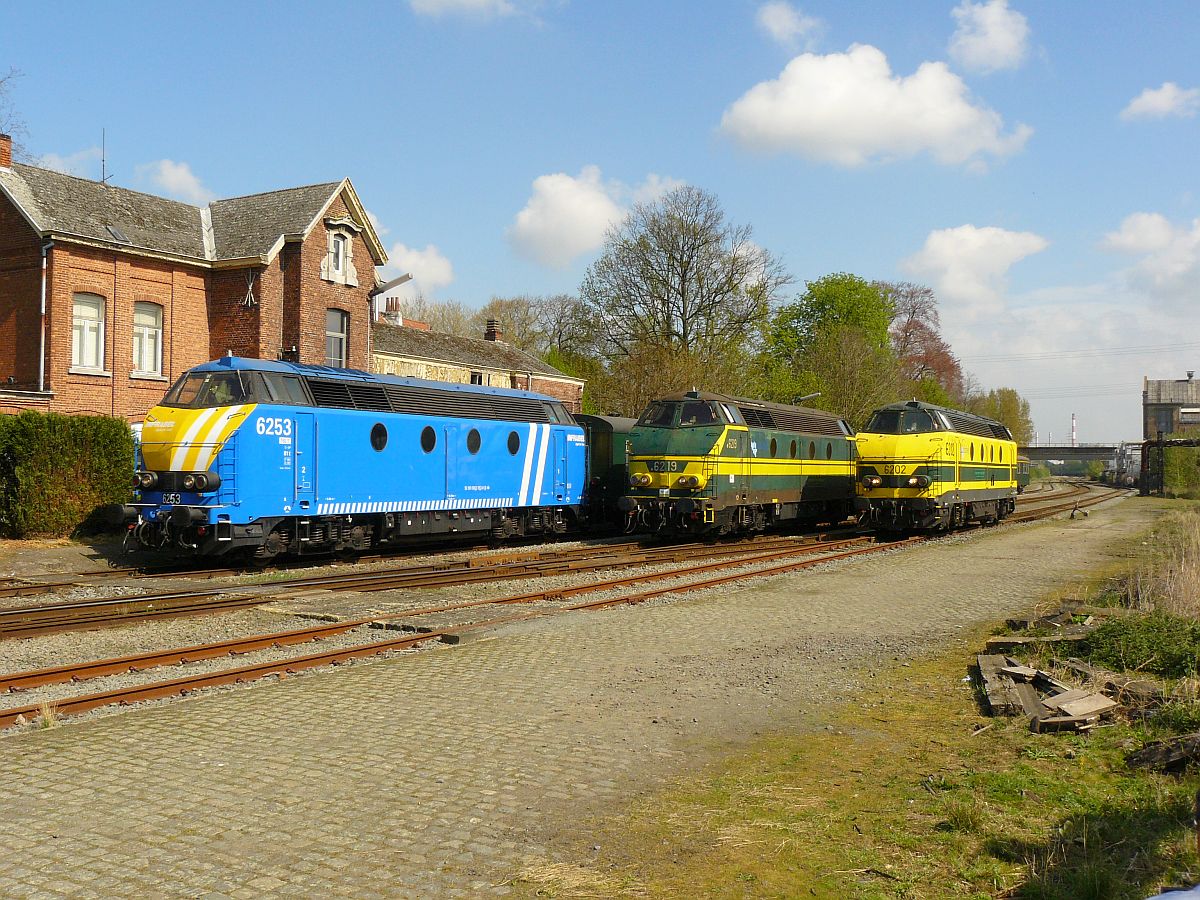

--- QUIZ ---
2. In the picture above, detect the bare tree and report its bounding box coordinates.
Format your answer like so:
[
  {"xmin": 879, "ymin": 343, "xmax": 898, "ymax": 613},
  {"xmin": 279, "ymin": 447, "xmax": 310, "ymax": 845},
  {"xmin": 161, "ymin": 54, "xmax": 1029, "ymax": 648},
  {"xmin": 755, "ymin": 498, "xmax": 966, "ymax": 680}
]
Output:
[
  {"xmin": 401, "ymin": 296, "xmax": 477, "ymax": 337},
  {"xmin": 470, "ymin": 296, "xmax": 545, "ymax": 353},
  {"xmin": 581, "ymin": 185, "xmax": 790, "ymax": 359},
  {"xmin": 0, "ymin": 68, "xmax": 29, "ymax": 160}
]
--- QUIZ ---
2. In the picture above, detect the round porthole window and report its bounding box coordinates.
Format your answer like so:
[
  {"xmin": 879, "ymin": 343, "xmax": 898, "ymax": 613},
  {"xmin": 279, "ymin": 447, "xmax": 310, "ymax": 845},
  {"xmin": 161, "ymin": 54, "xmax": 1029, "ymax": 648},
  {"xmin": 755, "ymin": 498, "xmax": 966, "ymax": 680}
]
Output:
[
  {"xmin": 508, "ymin": 431, "xmax": 521, "ymax": 455},
  {"xmin": 421, "ymin": 426, "xmax": 436, "ymax": 453},
  {"xmin": 467, "ymin": 428, "xmax": 481, "ymax": 455},
  {"xmin": 370, "ymin": 423, "xmax": 388, "ymax": 452}
]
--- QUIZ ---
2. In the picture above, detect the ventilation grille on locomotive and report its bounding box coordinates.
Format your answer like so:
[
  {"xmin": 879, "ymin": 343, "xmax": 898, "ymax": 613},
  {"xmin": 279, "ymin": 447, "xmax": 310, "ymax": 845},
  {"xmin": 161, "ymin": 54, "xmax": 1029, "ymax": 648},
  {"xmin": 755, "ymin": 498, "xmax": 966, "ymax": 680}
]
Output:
[
  {"xmin": 738, "ymin": 406, "xmax": 845, "ymax": 437},
  {"xmin": 942, "ymin": 410, "xmax": 1013, "ymax": 440},
  {"xmin": 305, "ymin": 378, "xmax": 552, "ymax": 422}
]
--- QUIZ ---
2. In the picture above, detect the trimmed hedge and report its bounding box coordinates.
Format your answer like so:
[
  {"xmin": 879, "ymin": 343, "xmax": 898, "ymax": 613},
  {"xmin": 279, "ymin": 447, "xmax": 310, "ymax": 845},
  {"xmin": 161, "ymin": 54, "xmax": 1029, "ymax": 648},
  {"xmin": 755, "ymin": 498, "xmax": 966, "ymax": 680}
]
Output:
[{"xmin": 0, "ymin": 411, "xmax": 134, "ymax": 538}]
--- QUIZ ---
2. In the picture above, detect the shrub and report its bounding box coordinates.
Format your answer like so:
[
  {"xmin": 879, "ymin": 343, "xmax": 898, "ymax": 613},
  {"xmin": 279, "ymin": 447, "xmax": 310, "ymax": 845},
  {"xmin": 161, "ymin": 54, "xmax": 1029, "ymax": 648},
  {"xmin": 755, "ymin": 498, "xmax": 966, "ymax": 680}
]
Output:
[
  {"xmin": 1081, "ymin": 612, "xmax": 1200, "ymax": 679},
  {"xmin": 0, "ymin": 411, "xmax": 134, "ymax": 538}
]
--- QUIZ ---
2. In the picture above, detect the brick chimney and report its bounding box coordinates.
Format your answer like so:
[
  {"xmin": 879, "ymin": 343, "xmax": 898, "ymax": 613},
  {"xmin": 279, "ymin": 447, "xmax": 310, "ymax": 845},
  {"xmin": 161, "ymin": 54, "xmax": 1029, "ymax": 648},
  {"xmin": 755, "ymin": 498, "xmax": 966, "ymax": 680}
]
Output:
[
  {"xmin": 0, "ymin": 134, "xmax": 11, "ymax": 169},
  {"xmin": 484, "ymin": 319, "xmax": 503, "ymax": 342}
]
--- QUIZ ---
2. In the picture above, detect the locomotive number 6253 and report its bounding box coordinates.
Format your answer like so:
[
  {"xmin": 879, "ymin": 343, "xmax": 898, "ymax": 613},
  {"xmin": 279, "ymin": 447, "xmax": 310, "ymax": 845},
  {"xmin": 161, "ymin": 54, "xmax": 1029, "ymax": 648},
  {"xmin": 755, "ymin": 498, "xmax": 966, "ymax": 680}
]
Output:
[{"xmin": 256, "ymin": 416, "xmax": 293, "ymax": 437}]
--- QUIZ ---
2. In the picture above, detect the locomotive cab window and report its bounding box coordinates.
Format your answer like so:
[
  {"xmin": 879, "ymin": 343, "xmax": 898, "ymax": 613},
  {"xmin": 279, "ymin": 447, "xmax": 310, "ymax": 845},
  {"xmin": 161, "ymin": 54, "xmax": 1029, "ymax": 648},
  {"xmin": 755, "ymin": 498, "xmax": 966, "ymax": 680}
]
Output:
[
  {"xmin": 638, "ymin": 402, "xmax": 677, "ymax": 427},
  {"xmin": 865, "ymin": 408, "xmax": 939, "ymax": 434},
  {"xmin": 679, "ymin": 401, "xmax": 719, "ymax": 427},
  {"xmin": 161, "ymin": 371, "xmax": 251, "ymax": 408},
  {"xmin": 259, "ymin": 373, "xmax": 310, "ymax": 406}
]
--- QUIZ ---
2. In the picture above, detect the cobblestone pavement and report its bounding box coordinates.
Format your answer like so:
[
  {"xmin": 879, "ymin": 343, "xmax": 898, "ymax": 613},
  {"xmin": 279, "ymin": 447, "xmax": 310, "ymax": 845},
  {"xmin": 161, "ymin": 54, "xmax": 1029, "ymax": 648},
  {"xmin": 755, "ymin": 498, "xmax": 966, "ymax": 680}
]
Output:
[{"xmin": 0, "ymin": 499, "xmax": 1159, "ymax": 898}]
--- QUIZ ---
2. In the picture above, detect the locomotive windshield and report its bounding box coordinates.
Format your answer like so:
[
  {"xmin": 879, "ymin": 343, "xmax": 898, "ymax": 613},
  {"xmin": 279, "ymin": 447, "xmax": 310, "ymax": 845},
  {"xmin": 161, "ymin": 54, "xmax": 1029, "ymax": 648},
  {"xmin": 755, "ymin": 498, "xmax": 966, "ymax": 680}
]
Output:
[
  {"xmin": 866, "ymin": 408, "xmax": 941, "ymax": 435},
  {"xmin": 636, "ymin": 400, "xmax": 725, "ymax": 428},
  {"xmin": 162, "ymin": 371, "xmax": 251, "ymax": 408}
]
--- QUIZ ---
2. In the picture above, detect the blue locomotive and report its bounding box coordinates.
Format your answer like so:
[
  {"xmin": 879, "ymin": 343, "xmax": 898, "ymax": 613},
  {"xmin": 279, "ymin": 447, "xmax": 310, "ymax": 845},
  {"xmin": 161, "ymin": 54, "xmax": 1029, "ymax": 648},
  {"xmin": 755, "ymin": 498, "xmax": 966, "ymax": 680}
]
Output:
[{"xmin": 117, "ymin": 356, "xmax": 586, "ymax": 559}]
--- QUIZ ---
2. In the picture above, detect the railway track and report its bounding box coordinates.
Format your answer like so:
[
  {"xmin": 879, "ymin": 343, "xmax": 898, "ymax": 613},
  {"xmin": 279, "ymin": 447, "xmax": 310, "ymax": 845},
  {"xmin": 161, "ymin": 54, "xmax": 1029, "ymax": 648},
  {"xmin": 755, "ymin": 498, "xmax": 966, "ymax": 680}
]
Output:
[
  {"xmin": 0, "ymin": 533, "xmax": 857, "ymax": 639},
  {"xmin": 0, "ymin": 483, "xmax": 1130, "ymax": 729},
  {"xmin": 0, "ymin": 534, "xmax": 891, "ymax": 728}
]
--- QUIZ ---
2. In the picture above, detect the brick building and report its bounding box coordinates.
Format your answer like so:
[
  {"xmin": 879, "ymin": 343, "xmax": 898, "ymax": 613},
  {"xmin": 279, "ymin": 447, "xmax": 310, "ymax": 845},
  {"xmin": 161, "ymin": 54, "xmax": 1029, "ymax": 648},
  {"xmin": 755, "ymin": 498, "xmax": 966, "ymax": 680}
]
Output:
[
  {"xmin": 371, "ymin": 315, "xmax": 585, "ymax": 413},
  {"xmin": 0, "ymin": 133, "xmax": 387, "ymax": 423},
  {"xmin": 1143, "ymin": 371, "xmax": 1200, "ymax": 438}
]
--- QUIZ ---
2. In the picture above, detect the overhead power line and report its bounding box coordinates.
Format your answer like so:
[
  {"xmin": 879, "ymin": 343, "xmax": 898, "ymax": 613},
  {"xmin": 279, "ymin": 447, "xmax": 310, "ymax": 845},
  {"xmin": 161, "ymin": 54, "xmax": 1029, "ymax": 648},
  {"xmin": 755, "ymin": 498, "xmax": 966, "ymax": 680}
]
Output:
[{"xmin": 964, "ymin": 341, "xmax": 1200, "ymax": 363}]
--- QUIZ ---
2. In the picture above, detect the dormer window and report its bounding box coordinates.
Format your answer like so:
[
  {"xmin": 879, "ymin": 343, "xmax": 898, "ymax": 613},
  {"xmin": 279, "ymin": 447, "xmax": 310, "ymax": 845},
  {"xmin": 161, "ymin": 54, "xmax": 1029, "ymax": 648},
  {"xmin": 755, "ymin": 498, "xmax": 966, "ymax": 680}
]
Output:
[{"xmin": 320, "ymin": 218, "xmax": 361, "ymax": 287}]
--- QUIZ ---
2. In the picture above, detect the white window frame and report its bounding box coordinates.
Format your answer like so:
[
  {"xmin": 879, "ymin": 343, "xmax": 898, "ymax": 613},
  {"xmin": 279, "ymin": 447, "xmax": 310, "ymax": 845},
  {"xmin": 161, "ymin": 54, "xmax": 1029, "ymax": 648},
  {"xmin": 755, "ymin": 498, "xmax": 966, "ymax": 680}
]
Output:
[
  {"xmin": 132, "ymin": 301, "xmax": 163, "ymax": 376},
  {"xmin": 321, "ymin": 225, "xmax": 359, "ymax": 287},
  {"xmin": 71, "ymin": 292, "xmax": 106, "ymax": 372},
  {"xmin": 325, "ymin": 309, "xmax": 349, "ymax": 368}
]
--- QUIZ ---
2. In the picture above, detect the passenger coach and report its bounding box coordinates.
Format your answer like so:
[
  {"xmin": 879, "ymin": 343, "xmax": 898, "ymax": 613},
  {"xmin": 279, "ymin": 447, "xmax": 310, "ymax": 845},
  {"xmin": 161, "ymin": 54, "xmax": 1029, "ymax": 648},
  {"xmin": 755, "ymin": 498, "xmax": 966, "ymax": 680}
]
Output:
[
  {"xmin": 117, "ymin": 356, "xmax": 585, "ymax": 558},
  {"xmin": 856, "ymin": 400, "xmax": 1018, "ymax": 530}
]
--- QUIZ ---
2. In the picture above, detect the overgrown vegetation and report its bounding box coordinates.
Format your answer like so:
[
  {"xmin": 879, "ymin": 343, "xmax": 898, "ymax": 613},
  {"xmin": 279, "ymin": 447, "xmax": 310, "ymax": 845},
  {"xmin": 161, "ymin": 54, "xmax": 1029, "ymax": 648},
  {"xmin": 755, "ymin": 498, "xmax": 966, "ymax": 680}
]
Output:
[
  {"xmin": 0, "ymin": 411, "xmax": 133, "ymax": 538},
  {"xmin": 1163, "ymin": 437, "xmax": 1200, "ymax": 500}
]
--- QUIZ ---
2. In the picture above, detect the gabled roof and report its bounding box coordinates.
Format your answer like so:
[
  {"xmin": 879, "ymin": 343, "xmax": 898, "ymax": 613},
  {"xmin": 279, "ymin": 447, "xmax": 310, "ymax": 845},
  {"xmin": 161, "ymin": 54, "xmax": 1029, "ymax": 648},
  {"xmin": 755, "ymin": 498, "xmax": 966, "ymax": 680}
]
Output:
[
  {"xmin": 0, "ymin": 163, "xmax": 387, "ymax": 268},
  {"xmin": 0, "ymin": 163, "xmax": 206, "ymax": 259},
  {"xmin": 371, "ymin": 321, "xmax": 578, "ymax": 382}
]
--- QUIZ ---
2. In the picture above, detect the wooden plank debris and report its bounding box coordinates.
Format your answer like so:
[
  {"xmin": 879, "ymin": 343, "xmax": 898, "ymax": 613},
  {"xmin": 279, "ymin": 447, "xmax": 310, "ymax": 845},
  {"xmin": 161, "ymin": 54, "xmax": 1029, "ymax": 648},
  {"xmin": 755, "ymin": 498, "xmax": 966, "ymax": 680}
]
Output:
[
  {"xmin": 1052, "ymin": 657, "xmax": 1164, "ymax": 707},
  {"xmin": 1127, "ymin": 733, "xmax": 1200, "ymax": 772},
  {"xmin": 984, "ymin": 628, "xmax": 1093, "ymax": 652},
  {"xmin": 1057, "ymin": 694, "xmax": 1119, "ymax": 718},
  {"xmin": 977, "ymin": 654, "xmax": 1024, "ymax": 716}
]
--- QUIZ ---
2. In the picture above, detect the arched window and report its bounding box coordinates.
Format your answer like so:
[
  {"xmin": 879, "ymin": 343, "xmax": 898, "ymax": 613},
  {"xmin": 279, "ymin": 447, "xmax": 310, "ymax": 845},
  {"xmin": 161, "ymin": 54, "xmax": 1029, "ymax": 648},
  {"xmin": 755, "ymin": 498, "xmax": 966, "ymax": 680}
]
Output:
[
  {"xmin": 132, "ymin": 301, "xmax": 163, "ymax": 375},
  {"xmin": 325, "ymin": 309, "xmax": 349, "ymax": 367},
  {"xmin": 72, "ymin": 293, "xmax": 105, "ymax": 370}
]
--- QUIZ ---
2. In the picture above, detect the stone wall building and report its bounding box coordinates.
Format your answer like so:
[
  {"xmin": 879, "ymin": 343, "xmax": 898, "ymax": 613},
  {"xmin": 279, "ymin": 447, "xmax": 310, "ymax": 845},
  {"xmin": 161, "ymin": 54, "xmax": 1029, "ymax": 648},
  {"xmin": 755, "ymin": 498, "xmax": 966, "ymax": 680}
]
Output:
[
  {"xmin": 1143, "ymin": 371, "xmax": 1200, "ymax": 438},
  {"xmin": 371, "ymin": 316, "xmax": 585, "ymax": 413},
  {"xmin": 0, "ymin": 133, "xmax": 387, "ymax": 423}
]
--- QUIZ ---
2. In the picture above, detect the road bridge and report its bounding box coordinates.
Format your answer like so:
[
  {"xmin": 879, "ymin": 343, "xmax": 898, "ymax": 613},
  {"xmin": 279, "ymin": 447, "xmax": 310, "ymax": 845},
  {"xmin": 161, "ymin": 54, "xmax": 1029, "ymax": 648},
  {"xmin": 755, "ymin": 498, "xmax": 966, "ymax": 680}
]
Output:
[{"xmin": 1019, "ymin": 445, "xmax": 1118, "ymax": 462}]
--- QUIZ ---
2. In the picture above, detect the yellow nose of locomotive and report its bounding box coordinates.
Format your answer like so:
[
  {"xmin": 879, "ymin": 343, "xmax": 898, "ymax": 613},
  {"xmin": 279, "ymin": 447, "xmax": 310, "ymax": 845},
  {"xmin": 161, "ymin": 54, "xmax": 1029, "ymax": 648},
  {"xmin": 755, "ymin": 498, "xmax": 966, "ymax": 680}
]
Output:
[{"xmin": 139, "ymin": 403, "xmax": 255, "ymax": 473}]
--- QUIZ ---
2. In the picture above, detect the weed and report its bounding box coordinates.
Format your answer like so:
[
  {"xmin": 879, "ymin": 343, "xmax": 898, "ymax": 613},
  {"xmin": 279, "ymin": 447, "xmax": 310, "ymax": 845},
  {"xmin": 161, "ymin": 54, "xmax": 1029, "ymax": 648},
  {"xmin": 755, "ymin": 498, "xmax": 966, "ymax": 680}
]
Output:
[
  {"xmin": 37, "ymin": 700, "xmax": 58, "ymax": 729},
  {"xmin": 1081, "ymin": 612, "xmax": 1200, "ymax": 679}
]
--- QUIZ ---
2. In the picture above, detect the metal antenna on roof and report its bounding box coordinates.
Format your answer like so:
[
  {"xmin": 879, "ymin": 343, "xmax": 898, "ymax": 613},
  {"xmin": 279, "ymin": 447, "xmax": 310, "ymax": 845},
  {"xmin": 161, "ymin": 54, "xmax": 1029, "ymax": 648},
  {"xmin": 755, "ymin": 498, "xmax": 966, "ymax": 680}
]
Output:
[{"xmin": 100, "ymin": 128, "xmax": 111, "ymax": 185}]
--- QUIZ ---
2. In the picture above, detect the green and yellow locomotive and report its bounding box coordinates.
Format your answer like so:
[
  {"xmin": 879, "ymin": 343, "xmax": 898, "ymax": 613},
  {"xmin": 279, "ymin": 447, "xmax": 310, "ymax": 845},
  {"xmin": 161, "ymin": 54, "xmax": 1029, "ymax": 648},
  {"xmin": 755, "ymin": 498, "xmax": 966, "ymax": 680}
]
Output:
[
  {"xmin": 617, "ymin": 391, "xmax": 856, "ymax": 535},
  {"xmin": 856, "ymin": 400, "xmax": 1018, "ymax": 530}
]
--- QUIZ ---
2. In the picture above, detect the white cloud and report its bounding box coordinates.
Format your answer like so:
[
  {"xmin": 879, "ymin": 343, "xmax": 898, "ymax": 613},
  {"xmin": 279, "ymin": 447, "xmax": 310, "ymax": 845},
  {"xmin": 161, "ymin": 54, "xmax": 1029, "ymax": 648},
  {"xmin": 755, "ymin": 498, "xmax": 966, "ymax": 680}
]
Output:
[
  {"xmin": 365, "ymin": 209, "xmax": 389, "ymax": 238},
  {"xmin": 948, "ymin": 0, "xmax": 1030, "ymax": 74},
  {"xmin": 507, "ymin": 165, "xmax": 683, "ymax": 269},
  {"xmin": 756, "ymin": 2, "xmax": 822, "ymax": 48},
  {"xmin": 383, "ymin": 242, "xmax": 455, "ymax": 298},
  {"xmin": 1103, "ymin": 212, "xmax": 1200, "ymax": 306},
  {"xmin": 1120, "ymin": 82, "xmax": 1200, "ymax": 121},
  {"xmin": 902, "ymin": 224, "xmax": 1048, "ymax": 321},
  {"xmin": 133, "ymin": 160, "xmax": 216, "ymax": 205},
  {"xmin": 409, "ymin": 0, "xmax": 515, "ymax": 18},
  {"xmin": 37, "ymin": 147, "xmax": 101, "ymax": 178},
  {"xmin": 719, "ymin": 44, "xmax": 1032, "ymax": 167}
]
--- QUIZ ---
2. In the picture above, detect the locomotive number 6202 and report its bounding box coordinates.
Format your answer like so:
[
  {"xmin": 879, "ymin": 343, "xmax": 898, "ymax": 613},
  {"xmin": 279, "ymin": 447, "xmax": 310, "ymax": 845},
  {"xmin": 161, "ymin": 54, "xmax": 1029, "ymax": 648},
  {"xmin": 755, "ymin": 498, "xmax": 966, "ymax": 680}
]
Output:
[{"xmin": 256, "ymin": 416, "xmax": 293, "ymax": 437}]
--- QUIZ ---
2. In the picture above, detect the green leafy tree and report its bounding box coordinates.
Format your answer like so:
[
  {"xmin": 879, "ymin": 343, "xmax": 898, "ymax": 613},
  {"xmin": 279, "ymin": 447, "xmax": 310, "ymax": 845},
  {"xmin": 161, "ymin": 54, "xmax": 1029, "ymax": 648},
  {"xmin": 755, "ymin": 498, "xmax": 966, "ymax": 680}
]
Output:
[
  {"xmin": 967, "ymin": 387, "xmax": 1035, "ymax": 444},
  {"xmin": 768, "ymin": 273, "xmax": 894, "ymax": 361}
]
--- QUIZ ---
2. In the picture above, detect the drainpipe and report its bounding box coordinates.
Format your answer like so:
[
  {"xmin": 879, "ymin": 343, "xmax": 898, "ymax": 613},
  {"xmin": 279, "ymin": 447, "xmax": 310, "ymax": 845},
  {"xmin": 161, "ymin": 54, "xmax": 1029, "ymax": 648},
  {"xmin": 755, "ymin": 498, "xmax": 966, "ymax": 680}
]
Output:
[{"xmin": 38, "ymin": 239, "xmax": 52, "ymax": 393}]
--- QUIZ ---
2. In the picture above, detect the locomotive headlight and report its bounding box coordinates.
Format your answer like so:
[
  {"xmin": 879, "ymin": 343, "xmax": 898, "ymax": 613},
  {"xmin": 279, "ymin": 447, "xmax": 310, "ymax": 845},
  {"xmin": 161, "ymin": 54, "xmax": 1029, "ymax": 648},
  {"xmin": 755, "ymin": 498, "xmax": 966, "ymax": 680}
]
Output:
[
  {"xmin": 676, "ymin": 475, "xmax": 701, "ymax": 489},
  {"xmin": 138, "ymin": 471, "xmax": 159, "ymax": 490},
  {"xmin": 182, "ymin": 474, "xmax": 197, "ymax": 491},
  {"xmin": 194, "ymin": 473, "xmax": 210, "ymax": 492},
  {"xmin": 861, "ymin": 475, "xmax": 882, "ymax": 488},
  {"xmin": 630, "ymin": 473, "xmax": 652, "ymax": 487},
  {"xmin": 907, "ymin": 475, "xmax": 931, "ymax": 488}
]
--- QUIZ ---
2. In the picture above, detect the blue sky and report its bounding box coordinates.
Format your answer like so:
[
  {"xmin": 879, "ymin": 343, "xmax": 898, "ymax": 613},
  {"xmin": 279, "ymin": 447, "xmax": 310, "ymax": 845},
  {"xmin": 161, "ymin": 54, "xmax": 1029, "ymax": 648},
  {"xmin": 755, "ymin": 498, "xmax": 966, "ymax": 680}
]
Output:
[{"xmin": 3, "ymin": 0, "xmax": 1198, "ymax": 442}]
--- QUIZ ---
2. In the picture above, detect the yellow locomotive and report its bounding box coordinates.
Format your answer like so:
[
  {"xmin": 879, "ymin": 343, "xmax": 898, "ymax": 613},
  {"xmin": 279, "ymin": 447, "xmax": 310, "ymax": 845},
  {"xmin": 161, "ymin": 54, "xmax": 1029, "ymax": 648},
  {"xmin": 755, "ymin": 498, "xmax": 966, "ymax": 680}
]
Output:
[{"xmin": 856, "ymin": 400, "xmax": 1018, "ymax": 530}]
